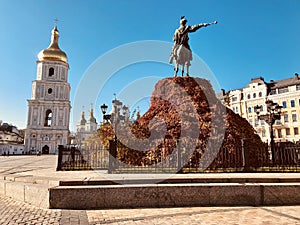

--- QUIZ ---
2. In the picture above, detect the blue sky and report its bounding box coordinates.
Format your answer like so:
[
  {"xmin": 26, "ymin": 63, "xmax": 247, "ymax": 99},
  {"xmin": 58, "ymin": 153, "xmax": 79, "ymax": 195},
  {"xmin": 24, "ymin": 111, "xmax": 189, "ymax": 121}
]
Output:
[{"xmin": 0, "ymin": 0, "xmax": 299, "ymax": 130}]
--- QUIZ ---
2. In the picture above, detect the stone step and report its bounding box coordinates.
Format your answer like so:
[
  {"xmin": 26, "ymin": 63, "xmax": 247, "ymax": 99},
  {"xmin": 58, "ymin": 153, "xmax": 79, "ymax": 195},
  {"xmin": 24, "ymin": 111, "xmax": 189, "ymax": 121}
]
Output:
[
  {"xmin": 49, "ymin": 183, "xmax": 300, "ymax": 209},
  {"xmin": 0, "ymin": 180, "xmax": 49, "ymax": 208},
  {"xmin": 59, "ymin": 177, "xmax": 300, "ymax": 186},
  {"xmin": 0, "ymin": 174, "xmax": 59, "ymax": 186},
  {"xmin": 2, "ymin": 177, "xmax": 300, "ymax": 209}
]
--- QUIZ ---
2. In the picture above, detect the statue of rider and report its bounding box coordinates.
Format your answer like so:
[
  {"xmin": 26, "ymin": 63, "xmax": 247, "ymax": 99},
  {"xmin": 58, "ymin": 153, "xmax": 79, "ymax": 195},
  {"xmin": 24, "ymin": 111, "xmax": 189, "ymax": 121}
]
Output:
[{"xmin": 170, "ymin": 16, "xmax": 215, "ymax": 76}]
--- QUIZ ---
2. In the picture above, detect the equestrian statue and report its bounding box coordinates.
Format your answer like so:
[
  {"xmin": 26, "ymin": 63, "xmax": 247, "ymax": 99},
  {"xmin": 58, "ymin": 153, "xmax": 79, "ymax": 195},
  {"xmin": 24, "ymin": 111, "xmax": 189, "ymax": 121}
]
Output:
[{"xmin": 170, "ymin": 16, "xmax": 217, "ymax": 77}]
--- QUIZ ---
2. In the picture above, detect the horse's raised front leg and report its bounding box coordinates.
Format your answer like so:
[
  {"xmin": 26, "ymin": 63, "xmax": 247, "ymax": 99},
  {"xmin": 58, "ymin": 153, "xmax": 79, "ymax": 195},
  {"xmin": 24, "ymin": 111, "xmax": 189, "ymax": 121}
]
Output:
[
  {"xmin": 186, "ymin": 64, "xmax": 190, "ymax": 77},
  {"xmin": 181, "ymin": 64, "xmax": 184, "ymax": 77}
]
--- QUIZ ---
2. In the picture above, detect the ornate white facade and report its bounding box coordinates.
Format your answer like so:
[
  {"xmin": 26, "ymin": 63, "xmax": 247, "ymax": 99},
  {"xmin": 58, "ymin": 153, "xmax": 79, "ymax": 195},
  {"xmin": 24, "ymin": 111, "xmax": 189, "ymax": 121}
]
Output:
[
  {"xmin": 225, "ymin": 74, "xmax": 300, "ymax": 143},
  {"xmin": 24, "ymin": 26, "xmax": 71, "ymax": 154},
  {"xmin": 75, "ymin": 108, "xmax": 98, "ymax": 147}
]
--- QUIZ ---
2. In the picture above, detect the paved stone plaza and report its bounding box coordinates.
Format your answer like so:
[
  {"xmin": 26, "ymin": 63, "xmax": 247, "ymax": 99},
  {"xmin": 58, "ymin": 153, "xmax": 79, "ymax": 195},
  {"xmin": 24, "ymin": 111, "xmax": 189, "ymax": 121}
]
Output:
[
  {"xmin": 1, "ymin": 194, "xmax": 300, "ymax": 225},
  {"xmin": 0, "ymin": 155, "xmax": 300, "ymax": 224}
]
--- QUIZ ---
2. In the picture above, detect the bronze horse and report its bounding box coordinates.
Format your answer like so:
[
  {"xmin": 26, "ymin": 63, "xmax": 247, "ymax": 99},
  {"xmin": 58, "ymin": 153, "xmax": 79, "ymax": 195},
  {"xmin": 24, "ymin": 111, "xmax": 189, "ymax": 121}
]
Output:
[{"xmin": 170, "ymin": 16, "xmax": 217, "ymax": 77}]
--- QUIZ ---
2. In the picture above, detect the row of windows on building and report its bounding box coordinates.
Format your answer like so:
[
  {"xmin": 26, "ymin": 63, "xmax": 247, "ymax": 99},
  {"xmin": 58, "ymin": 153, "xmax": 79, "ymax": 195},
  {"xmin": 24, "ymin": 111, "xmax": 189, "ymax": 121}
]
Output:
[
  {"xmin": 233, "ymin": 86, "xmax": 300, "ymax": 103},
  {"xmin": 270, "ymin": 85, "xmax": 300, "ymax": 95},
  {"xmin": 232, "ymin": 105, "xmax": 264, "ymax": 113},
  {"xmin": 259, "ymin": 127, "xmax": 299, "ymax": 138},
  {"xmin": 232, "ymin": 92, "xmax": 264, "ymax": 102},
  {"xmin": 281, "ymin": 99, "xmax": 298, "ymax": 108},
  {"xmin": 233, "ymin": 99, "xmax": 300, "ymax": 114},
  {"xmin": 249, "ymin": 113, "xmax": 298, "ymax": 126},
  {"xmin": 247, "ymin": 92, "xmax": 263, "ymax": 100}
]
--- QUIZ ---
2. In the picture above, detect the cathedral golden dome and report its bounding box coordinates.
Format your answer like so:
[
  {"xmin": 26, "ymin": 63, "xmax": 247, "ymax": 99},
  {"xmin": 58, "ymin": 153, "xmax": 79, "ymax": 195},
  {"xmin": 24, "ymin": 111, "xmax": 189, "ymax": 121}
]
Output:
[{"xmin": 38, "ymin": 26, "xmax": 68, "ymax": 63}]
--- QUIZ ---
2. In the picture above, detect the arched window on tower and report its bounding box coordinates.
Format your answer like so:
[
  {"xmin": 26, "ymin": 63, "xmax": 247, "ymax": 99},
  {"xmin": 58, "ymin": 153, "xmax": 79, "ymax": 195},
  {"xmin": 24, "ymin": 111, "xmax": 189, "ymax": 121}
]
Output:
[
  {"xmin": 49, "ymin": 67, "xmax": 54, "ymax": 77},
  {"xmin": 44, "ymin": 109, "xmax": 53, "ymax": 127}
]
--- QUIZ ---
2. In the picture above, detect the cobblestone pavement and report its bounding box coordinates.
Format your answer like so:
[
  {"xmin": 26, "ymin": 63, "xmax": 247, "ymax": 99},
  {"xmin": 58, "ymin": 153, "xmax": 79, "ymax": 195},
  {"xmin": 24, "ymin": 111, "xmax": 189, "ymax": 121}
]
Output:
[
  {"xmin": 0, "ymin": 195, "xmax": 61, "ymax": 225},
  {"xmin": 1, "ymin": 194, "xmax": 300, "ymax": 225},
  {"xmin": 1, "ymin": 156, "xmax": 300, "ymax": 224},
  {"xmin": 87, "ymin": 206, "xmax": 300, "ymax": 225}
]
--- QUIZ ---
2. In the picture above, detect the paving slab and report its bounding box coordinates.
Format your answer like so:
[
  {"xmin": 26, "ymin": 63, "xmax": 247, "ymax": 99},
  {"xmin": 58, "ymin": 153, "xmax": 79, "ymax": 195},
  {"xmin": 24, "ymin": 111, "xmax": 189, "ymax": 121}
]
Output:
[
  {"xmin": 1, "ymin": 155, "xmax": 300, "ymax": 184},
  {"xmin": 1, "ymin": 155, "xmax": 300, "ymax": 210},
  {"xmin": 1, "ymin": 194, "xmax": 300, "ymax": 224}
]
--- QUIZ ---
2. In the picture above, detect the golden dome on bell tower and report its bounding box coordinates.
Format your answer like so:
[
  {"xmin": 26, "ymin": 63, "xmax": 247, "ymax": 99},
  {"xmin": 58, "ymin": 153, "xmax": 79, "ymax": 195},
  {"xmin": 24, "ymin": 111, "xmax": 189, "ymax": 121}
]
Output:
[{"xmin": 37, "ymin": 26, "xmax": 68, "ymax": 63}]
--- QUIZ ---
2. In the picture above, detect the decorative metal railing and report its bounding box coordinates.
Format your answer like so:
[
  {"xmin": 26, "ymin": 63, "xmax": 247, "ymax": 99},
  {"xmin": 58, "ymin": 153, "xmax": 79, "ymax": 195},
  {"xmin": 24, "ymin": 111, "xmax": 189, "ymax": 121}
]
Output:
[{"xmin": 57, "ymin": 141, "xmax": 300, "ymax": 173}]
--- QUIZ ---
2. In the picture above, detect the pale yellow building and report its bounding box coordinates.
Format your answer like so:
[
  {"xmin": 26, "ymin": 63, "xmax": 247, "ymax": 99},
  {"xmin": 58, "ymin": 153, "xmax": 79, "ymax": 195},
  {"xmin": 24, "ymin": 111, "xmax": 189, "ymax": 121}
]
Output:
[{"xmin": 225, "ymin": 73, "xmax": 300, "ymax": 143}]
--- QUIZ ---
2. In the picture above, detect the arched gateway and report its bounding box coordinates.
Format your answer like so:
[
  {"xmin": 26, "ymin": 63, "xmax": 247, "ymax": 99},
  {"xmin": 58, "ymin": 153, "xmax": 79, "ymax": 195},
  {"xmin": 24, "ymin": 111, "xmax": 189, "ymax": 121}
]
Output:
[{"xmin": 42, "ymin": 145, "xmax": 49, "ymax": 154}]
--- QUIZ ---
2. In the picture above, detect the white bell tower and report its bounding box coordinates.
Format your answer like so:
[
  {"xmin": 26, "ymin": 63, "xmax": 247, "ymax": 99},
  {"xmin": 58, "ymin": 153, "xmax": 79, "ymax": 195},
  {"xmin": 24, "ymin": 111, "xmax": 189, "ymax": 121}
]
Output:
[{"xmin": 24, "ymin": 25, "xmax": 71, "ymax": 154}]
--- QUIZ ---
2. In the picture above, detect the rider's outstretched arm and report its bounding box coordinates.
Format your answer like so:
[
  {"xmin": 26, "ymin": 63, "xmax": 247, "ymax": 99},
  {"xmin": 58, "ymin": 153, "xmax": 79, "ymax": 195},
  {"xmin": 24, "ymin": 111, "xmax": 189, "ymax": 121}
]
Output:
[{"xmin": 189, "ymin": 23, "xmax": 209, "ymax": 32}]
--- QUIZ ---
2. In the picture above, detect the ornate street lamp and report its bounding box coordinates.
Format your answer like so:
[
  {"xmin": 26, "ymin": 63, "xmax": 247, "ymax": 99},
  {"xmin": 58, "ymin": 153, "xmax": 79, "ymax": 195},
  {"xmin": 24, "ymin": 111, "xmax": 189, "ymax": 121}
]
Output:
[
  {"xmin": 100, "ymin": 99, "xmax": 127, "ymax": 173},
  {"xmin": 254, "ymin": 100, "xmax": 282, "ymax": 164},
  {"xmin": 100, "ymin": 103, "xmax": 116, "ymax": 173},
  {"xmin": 100, "ymin": 103, "xmax": 108, "ymax": 114},
  {"xmin": 100, "ymin": 104, "xmax": 111, "ymax": 122}
]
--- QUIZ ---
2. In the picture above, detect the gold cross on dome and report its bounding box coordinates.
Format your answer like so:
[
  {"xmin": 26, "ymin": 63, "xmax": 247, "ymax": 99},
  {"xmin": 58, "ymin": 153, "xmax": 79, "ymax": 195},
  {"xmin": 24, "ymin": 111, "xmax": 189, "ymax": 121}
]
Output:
[{"xmin": 54, "ymin": 18, "xmax": 59, "ymax": 27}]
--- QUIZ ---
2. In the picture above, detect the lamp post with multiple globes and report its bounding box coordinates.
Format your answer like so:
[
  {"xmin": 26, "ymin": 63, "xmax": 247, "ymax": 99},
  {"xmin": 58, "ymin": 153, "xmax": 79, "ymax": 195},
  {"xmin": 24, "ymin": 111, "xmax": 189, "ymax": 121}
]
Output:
[
  {"xmin": 100, "ymin": 98, "xmax": 128, "ymax": 172},
  {"xmin": 254, "ymin": 100, "xmax": 282, "ymax": 164}
]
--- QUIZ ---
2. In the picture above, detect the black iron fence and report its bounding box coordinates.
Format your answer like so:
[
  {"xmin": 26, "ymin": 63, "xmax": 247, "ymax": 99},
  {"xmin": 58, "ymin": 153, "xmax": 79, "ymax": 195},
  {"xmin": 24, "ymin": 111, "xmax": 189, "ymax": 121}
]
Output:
[
  {"xmin": 272, "ymin": 143, "xmax": 300, "ymax": 168},
  {"xmin": 56, "ymin": 144, "xmax": 109, "ymax": 171},
  {"xmin": 56, "ymin": 141, "xmax": 300, "ymax": 173}
]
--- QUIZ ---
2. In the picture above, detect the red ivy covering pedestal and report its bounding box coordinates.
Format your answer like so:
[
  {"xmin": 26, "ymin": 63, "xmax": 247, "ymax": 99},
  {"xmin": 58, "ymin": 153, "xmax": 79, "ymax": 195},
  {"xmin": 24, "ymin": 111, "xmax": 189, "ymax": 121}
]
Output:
[{"xmin": 101, "ymin": 77, "xmax": 267, "ymax": 170}]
